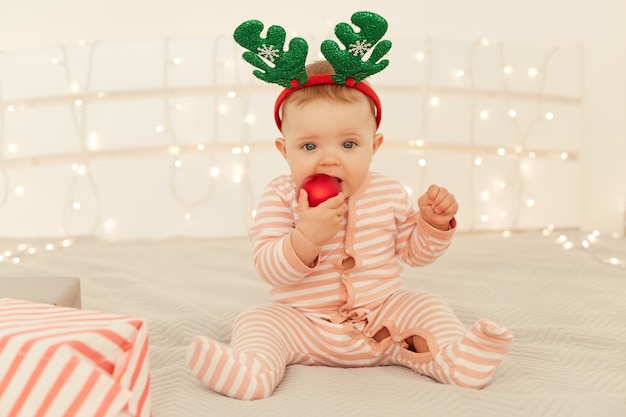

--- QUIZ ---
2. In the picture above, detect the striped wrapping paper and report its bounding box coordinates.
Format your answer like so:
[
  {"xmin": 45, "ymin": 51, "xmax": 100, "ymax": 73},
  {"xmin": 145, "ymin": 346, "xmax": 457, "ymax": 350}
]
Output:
[{"xmin": 0, "ymin": 299, "xmax": 151, "ymax": 417}]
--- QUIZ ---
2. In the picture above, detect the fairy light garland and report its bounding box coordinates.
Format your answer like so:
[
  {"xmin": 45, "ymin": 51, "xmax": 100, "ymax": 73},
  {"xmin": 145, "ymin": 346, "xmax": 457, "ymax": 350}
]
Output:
[{"xmin": 0, "ymin": 36, "xmax": 623, "ymax": 267}]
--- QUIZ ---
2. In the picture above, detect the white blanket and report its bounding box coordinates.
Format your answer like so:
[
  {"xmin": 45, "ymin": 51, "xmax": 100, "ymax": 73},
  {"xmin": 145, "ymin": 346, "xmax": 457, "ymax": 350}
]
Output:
[{"xmin": 2, "ymin": 232, "xmax": 625, "ymax": 416}]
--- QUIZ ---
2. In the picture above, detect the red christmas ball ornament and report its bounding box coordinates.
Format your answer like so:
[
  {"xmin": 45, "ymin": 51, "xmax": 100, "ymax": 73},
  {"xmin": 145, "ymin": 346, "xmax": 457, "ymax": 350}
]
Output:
[{"xmin": 297, "ymin": 174, "xmax": 342, "ymax": 207}]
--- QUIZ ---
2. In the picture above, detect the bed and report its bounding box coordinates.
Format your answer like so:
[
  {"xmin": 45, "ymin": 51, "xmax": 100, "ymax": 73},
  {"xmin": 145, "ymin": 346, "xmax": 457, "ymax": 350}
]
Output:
[{"xmin": 1, "ymin": 231, "xmax": 624, "ymax": 417}]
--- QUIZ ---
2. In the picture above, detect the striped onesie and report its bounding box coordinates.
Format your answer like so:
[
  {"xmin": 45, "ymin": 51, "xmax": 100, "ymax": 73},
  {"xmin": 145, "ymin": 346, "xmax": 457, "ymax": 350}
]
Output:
[{"xmin": 187, "ymin": 171, "xmax": 512, "ymax": 400}]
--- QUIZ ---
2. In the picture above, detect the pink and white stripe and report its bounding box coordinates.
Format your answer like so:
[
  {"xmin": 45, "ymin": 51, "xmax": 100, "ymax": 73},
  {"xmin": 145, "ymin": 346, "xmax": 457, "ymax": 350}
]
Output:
[{"xmin": 0, "ymin": 298, "xmax": 150, "ymax": 417}]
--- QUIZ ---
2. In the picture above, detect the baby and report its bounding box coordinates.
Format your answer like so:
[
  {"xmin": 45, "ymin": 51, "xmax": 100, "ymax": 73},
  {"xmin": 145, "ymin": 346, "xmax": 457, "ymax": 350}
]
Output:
[{"xmin": 187, "ymin": 11, "xmax": 512, "ymax": 400}]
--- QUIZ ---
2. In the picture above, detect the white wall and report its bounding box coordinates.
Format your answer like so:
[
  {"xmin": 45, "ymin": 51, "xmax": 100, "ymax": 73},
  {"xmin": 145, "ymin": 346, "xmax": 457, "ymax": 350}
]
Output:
[{"xmin": 0, "ymin": 0, "xmax": 624, "ymax": 239}]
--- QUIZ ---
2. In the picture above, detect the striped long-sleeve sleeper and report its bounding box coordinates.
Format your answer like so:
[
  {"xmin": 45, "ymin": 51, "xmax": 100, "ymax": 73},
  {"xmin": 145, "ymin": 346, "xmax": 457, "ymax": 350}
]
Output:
[{"xmin": 187, "ymin": 172, "xmax": 512, "ymax": 400}]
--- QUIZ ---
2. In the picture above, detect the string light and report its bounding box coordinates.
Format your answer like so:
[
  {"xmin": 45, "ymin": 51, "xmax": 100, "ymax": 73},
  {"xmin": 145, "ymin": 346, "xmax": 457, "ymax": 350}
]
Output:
[{"xmin": 2, "ymin": 34, "xmax": 621, "ymax": 267}]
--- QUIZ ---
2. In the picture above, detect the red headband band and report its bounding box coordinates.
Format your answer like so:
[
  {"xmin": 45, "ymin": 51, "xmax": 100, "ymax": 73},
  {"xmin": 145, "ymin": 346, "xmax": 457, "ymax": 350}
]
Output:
[{"xmin": 273, "ymin": 74, "xmax": 382, "ymax": 131}]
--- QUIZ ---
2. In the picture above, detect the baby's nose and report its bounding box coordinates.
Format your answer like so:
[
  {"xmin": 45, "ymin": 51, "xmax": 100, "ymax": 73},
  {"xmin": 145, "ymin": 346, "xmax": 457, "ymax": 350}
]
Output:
[{"xmin": 319, "ymin": 150, "xmax": 340, "ymax": 164}]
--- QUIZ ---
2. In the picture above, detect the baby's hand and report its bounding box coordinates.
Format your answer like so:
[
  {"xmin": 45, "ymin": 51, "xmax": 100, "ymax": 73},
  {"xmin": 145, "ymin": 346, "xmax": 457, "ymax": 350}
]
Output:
[
  {"xmin": 296, "ymin": 190, "xmax": 347, "ymax": 246},
  {"xmin": 417, "ymin": 184, "xmax": 458, "ymax": 231}
]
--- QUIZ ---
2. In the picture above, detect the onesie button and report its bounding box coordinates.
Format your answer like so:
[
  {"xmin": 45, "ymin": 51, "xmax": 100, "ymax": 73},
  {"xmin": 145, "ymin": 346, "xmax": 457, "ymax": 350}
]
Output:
[
  {"xmin": 392, "ymin": 334, "xmax": 402, "ymax": 342},
  {"xmin": 345, "ymin": 246, "xmax": 353, "ymax": 254},
  {"xmin": 341, "ymin": 273, "xmax": 348, "ymax": 281},
  {"xmin": 340, "ymin": 309, "xmax": 348, "ymax": 316}
]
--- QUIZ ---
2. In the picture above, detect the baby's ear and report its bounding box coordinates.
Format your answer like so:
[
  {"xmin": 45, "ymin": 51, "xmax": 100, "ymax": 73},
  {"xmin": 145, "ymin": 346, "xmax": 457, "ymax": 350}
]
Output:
[
  {"xmin": 275, "ymin": 137, "xmax": 288, "ymax": 159},
  {"xmin": 372, "ymin": 133, "xmax": 384, "ymax": 154}
]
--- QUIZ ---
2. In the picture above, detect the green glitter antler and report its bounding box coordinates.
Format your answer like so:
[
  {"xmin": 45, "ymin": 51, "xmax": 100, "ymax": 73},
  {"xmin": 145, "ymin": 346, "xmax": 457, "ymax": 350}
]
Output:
[
  {"xmin": 321, "ymin": 11, "xmax": 392, "ymax": 85},
  {"xmin": 233, "ymin": 19, "xmax": 309, "ymax": 88}
]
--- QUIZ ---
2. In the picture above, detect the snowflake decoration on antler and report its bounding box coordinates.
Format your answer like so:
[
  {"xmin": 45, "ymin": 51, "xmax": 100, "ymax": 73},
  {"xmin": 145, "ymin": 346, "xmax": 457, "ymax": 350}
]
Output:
[
  {"xmin": 348, "ymin": 40, "xmax": 372, "ymax": 57},
  {"xmin": 257, "ymin": 44, "xmax": 280, "ymax": 62}
]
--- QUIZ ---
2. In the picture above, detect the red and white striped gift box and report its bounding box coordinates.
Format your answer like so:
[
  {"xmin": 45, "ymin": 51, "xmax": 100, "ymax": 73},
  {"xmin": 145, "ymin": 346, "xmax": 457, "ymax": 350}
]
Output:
[{"xmin": 0, "ymin": 299, "xmax": 151, "ymax": 417}]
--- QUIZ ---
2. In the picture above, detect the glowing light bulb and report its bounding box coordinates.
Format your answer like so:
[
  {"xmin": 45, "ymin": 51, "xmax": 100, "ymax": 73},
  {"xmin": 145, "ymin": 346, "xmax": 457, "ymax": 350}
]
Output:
[
  {"xmin": 455, "ymin": 68, "xmax": 465, "ymax": 78},
  {"xmin": 244, "ymin": 114, "xmax": 256, "ymax": 125},
  {"xmin": 497, "ymin": 148, "xmax": 506, "ymax": 156},
  {"xmin": 503, "ymin": 65, "xmax": 513, "ymax": 75},
  {"xmin": 169, "ymin": 145, "xmax": 180, "ymax": 155},
  {"xmin": 480, "ymin": 38, "xmax": 490, "ymax": 46},
  {"xmin": 14, "ymin": 186, "xmax": 25, "ymax": 197},
  {"xmin": 606, "ymin": 257, "xmax": 621, "ymax": 265},
  {"xmin": 502, "ymin": 230, "xmax": 511, "ymax": 238},
  {"xmin": 74, "ymin": 99, "xmax": 83, "ymax": 107},
  {"xmin": 8, "ymin": 144, "xmax": 17, "ymax": 153},
  {"xmin": 172, "ymin": 57, "xmax": 182, "ymax": 65},
  {"xmin": 242, "ymin": 145, "xmax": 251, "ymax": 154},
  {"xmin": 45, "ymin": 243, "xmax": 55, "ymax": 251},
  {"xmin": 563, "ymin": 241, "xmax": 574, "ymax": 250},
  {"xmin": 474, "ymin": 157, "xmax": 483, "ymax": 166},
  {"xmin": 88, "ymin": 132, "xmax": 99, "ymax": 149},
  {"xmin": 155, "ymin": 125, "xmax": 165, "ymax": 133},
  {"xmin": 418, "ymin": 159, "xmax": 427, "ymax": 167},
  {"xmin": 185, "ymin": 213, "xmax": 191, "ymax": 221},
  {"xmin": 560, "ymin": 152, "xmax": 569, "ymax": 160},
  {"xmin": 479, "ymin": 110, "xmax": 489, "ymax": 120},
  {"xmin": 70, "ymin": 82, "xmax": 80, "ymax": 93},
  {"xmin": 545, "ymin": 112, "xmax": 554, "ymax": 120},
  {"xmin": 480, "ymin": 191, "xmax": 490, "ymax": 201},
  {"xmin": 227, "ymin": 91, "xmax": 236, "ymax": 99},
  {"xmin": 233, "ymin": 175, "xmax": 242, "ymax": 183},
  {"xmin": 6, "ymin": 105, "xmax": 15, "ymax": 112},
  {"xmin": 174, "ymin": 160, "xmax": 182, "ymax": 168},
  {"xmin": 415, "ymin": 51, "xmax": 425, "ymax": 61},
  {"xmin": 231, "ymin": 146, "xmax": 242, "ymax": 154},
  {"xmin": 528, "ymin": 68, "xmax": 539, "ymax": 78},
  {"xmin": 62, "ymin": 239, "xmax": 73, "ymax": 248},
  {"xmin": 104, "ymin": 219, "xmax": 116, "ymax": 231},
  {"xmin": 508, "ymin": 109, "xmax": 517, "ymax": 118},
  {"xmin": 197, "ymin": 144, "xmax": 205, "ymax": 151},
  {"xmin": 480, "ymin": 214, "xmax": 489, "ymax": 222},
  {"xmin": 526, "ymin": 199, "xmax": 535, "ymax": 207},
  {"xmin": 430, "ymin": 97, "xmax": 440, "ymax": 107},
  {"xmin": 73, "ymin": 202, "xmax": 81, "ymax": 210}
]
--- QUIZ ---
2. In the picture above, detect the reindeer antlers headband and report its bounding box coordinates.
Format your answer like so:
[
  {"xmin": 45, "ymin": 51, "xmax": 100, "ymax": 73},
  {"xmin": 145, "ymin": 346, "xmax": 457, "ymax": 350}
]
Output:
[{"xmin": 233, "ymin": 11, "xmax": 392, "ymax": 130}]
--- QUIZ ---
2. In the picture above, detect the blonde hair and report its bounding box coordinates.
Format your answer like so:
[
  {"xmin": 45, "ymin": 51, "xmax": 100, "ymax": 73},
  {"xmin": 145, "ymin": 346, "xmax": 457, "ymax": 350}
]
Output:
[{"xmin": 280, "ymin": 60, "xmax": 377, "ymax": 121}]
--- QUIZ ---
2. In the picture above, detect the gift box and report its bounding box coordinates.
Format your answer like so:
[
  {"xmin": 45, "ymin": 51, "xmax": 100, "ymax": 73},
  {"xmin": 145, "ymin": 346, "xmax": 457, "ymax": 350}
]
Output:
[
  {"xmin": 0, "ymin": 298, "xmax": 151, "ymax": 417},
  {"xmin": 0, "ymin": 277, "xmax": 81, "ymax": 308}
]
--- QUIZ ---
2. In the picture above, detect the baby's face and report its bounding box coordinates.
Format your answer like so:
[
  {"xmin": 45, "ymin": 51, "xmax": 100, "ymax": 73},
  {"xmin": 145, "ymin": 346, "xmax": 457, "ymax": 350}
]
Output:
[{"xmin": 276, "ymin": 96, "xmax": 383, "ymax": 198}]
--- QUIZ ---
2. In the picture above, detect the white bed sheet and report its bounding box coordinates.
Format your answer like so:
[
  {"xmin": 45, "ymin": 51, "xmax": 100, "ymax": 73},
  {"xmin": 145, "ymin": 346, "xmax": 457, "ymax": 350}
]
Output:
[{"xmin": 1, "ymin": 232, "xmax": 625, "ymax": 417}]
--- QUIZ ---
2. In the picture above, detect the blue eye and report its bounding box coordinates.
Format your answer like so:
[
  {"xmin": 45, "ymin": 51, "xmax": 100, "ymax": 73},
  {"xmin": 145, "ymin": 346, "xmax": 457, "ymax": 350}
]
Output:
[
  {"xmin": 343, "ymin": 141, "xmax": 356, "ymax": 149},
  {"xmin": 303, "ymin": 143, "xmax": 316, "ymax": 151}
]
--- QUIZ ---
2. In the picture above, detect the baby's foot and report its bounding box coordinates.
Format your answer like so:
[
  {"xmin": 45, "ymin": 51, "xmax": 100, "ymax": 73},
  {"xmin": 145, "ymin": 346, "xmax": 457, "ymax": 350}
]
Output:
[
  {"xmin": 186, "ymin": 336, "xmax": 270, "ymax": 400},
  {"xmin": 449, "ymin": 319, "xmax": 513, "ymax": 388}
]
